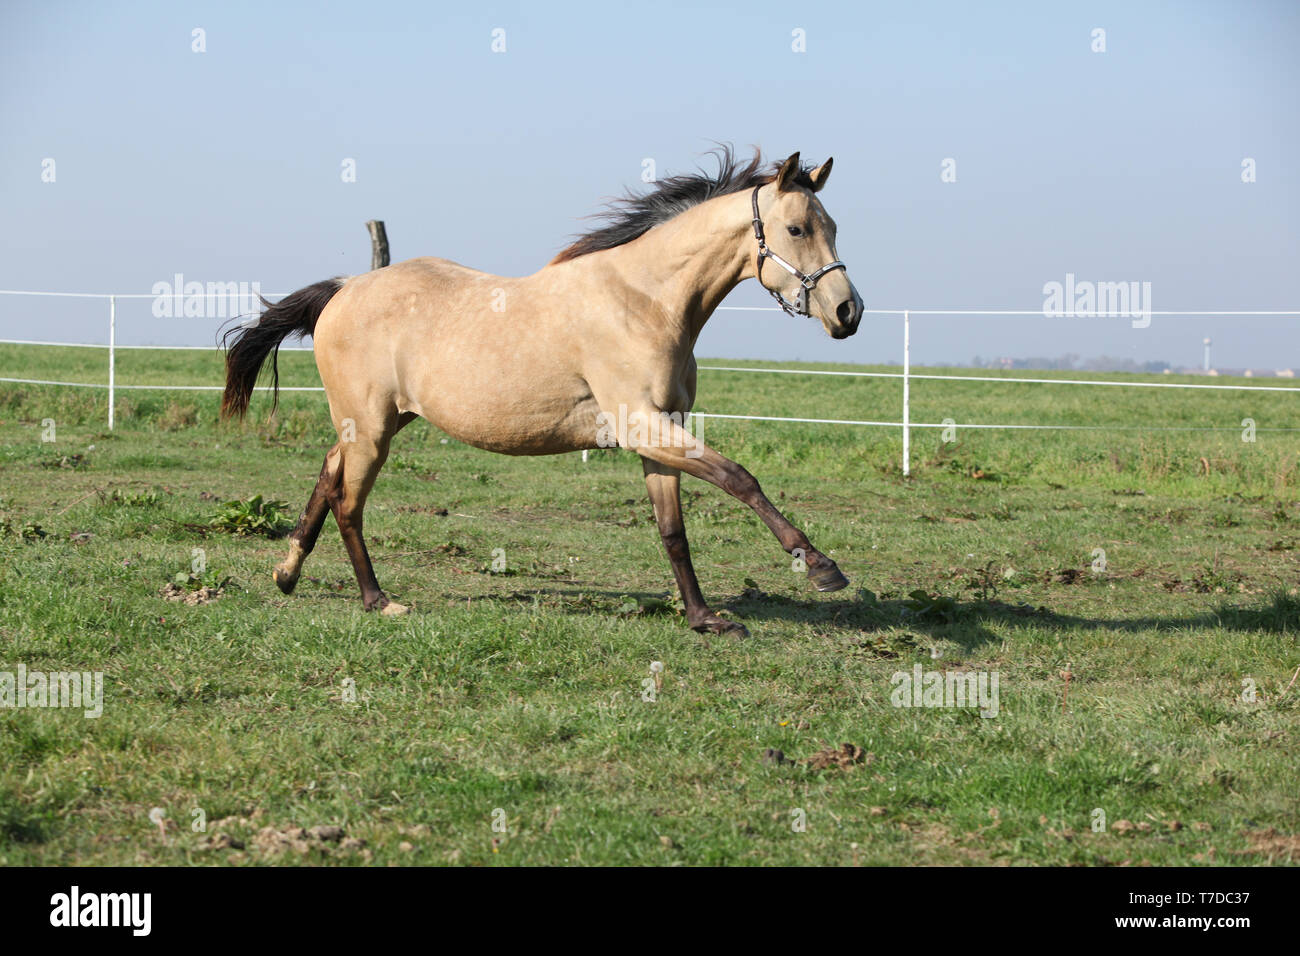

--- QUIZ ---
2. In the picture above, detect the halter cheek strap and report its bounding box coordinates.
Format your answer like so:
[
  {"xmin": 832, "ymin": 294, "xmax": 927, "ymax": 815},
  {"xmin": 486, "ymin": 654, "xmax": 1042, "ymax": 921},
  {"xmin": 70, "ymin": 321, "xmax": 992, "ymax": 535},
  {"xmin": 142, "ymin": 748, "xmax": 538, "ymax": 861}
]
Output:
[{"xmin": 750, "ymin": 185, "xmax": 846, "ymax": 318}]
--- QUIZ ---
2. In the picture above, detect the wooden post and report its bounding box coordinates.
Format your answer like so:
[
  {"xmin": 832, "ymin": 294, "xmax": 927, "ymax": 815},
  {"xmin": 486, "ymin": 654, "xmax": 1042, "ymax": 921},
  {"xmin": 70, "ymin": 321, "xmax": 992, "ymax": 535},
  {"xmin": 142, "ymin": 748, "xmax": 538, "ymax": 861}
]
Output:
[{"xmin": 366, "ymin": 220, "xmax": 390, "ymax": 270}]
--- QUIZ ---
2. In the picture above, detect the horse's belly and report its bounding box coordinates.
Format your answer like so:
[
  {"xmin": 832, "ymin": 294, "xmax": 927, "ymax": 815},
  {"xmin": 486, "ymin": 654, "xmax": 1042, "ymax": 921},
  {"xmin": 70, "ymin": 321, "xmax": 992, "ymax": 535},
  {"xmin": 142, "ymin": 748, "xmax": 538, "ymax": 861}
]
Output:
[{"xmin": 407, "ymin": 389, "xmax": 603, "ymax": 457}]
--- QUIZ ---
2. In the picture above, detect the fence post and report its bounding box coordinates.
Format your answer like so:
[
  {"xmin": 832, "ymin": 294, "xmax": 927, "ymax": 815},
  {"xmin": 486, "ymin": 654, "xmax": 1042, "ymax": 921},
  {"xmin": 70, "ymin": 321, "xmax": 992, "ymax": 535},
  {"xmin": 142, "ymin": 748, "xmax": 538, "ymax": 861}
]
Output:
[
  {"xmin": 108, "ymin": 295, "xmax": 116, "ymax": 430},
  {"xmin": 902, "ymin": 309, "xmax": 910, "ymax": 477},
  {"xmin": 366, "ymin": 220, "xmax": 390, "ymax": 270}
]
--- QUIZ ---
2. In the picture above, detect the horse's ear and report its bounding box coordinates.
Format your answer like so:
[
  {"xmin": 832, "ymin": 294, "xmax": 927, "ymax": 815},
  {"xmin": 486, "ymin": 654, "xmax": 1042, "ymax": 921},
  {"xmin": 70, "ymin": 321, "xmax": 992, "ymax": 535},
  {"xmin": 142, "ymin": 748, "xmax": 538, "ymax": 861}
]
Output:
[
  {"xmin": 808, "ymin": 157, "xmax": 833, "ymax": 193},
  {"xmin": 775, "ymin": 151, "xmax": 802, "ymax": 191}
]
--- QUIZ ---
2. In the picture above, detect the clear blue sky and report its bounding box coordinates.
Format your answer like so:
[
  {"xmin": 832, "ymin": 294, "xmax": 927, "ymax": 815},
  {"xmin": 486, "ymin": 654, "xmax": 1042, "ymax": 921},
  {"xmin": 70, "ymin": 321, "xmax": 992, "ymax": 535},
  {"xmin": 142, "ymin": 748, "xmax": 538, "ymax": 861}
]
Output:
[{"xmin": 1, "ymin": 0, "xmax": 1297, "ymax": 368}]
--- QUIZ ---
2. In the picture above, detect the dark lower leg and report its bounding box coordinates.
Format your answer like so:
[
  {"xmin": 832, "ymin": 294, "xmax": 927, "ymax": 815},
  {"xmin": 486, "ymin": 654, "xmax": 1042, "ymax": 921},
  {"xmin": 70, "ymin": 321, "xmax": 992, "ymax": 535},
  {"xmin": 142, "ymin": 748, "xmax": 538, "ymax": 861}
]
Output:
[
  {"xmin": 274, "ymin": 445, "xmax": 341, "ymax": 594},
  {"xmin": 331, "ymin": 506, "xmax": 389, "ymax": 611},
  {"xmin": 698, "ymin": 458, "xmax": 846, "ymax": 591},
  {"xmin": 661, "ymin": 526, "xmax": 747, "ymax": 634},
  {"xmin": 733, "ymin": 477, "xmax": 847, "ymax": 590},
  {"xmin": 292, "ymin": 458, "xmax": 337, "ymax": 554},
  {"xmin": 328, "ymin": 430, "xmax": 402, "ymax": 613}
]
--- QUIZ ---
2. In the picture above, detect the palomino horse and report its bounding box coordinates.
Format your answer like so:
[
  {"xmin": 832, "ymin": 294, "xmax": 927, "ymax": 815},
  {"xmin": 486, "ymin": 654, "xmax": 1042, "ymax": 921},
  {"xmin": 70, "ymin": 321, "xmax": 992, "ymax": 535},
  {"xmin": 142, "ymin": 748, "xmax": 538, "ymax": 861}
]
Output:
[{"xmin": 222, "ymin": 148, "xmax": 863, "ymax": 636}]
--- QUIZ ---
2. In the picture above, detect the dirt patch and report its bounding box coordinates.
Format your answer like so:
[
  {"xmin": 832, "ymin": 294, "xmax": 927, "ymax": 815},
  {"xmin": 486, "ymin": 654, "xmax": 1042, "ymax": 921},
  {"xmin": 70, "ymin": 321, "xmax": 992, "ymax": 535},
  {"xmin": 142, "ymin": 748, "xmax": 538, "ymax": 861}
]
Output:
[
  {"xmin": 1234, "ymin": 828, "xmax": 1300, "ymax": 861},
  {"xmin": 1110, "ymin": 819, "xmax": 1156, "ymax": 834},
  {"xmin": 1162, "ymin": 575, "xmax": 1244, "ymax": 594},
  {"xmin": 1046, "ymin": 568, "xmax": 1086, "ymax": 585},
  {"xmin": 762, "ymin": 743, "xmax": 872, "ymax": 772},
  {"xmin": 159, "ymin": 583, "xmax": 223, "ymax": 605},
  {"xmin": 41, "ymin": 453, "xmax": 86, "ymax": 469},
  {"xmin": 896, "ymin": 821, "xmax": 998, "ymax": 864},
  {"xmin": 200, "ymin": 821, "xmax": 368, "ymax": 860},
  {"xmin": 808, "ymin": 743, "xmax": 871, "ymax": 770}
]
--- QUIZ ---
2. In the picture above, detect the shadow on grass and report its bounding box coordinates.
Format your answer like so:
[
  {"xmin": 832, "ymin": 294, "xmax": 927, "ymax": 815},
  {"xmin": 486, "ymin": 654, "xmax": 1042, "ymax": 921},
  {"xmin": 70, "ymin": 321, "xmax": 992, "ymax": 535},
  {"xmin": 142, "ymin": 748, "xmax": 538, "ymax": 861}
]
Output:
[
  {"xmin": 494, "ymin": 585, "xmax": 1300, "ymax": 651},
  {"xmin": 740, "ymin": 589, "xmax": 1298, "ymax": 652}
]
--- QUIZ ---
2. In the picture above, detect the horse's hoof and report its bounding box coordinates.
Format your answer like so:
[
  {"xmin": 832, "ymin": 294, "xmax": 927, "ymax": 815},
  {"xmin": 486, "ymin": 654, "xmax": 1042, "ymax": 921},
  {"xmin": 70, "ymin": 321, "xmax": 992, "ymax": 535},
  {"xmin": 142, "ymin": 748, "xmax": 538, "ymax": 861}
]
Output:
[
  {"xmin": 692, "ymin": 616, "xmax": 748, "ymax": 637},
  {"xmin": 272, "ymin": 566, "xmax": 298, "ymax": 595},
  {"xmin": 380, "ymin": 601, "xmax": 410, "ymax": 617},
  {"xmin": 809, "ymin": 563, "xmax": 849, "ymax": 592}
]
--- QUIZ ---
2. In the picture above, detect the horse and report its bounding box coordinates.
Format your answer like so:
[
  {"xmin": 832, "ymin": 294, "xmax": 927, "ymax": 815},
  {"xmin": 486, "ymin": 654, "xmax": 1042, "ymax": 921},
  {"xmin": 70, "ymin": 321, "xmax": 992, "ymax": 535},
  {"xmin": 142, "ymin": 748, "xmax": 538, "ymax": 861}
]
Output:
[{"xmin": 221, "ymin": 147, "xmax": 863, "ymax": 636}]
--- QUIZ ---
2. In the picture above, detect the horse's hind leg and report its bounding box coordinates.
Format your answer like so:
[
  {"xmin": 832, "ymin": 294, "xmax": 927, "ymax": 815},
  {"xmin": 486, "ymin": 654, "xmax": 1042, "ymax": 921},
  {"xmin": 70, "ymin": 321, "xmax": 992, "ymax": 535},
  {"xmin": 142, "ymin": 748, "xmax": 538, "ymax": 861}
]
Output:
[
  {"xmin": 274, "ymin": 412, "xmax": 415, "ymax": 612},
  {"xmin": 273, "ymin": 443, "xmax": 342, "ymax": 594},
  {"xmin": 329, "ymin": 411, "xmax": 413, "ymax": 615}
]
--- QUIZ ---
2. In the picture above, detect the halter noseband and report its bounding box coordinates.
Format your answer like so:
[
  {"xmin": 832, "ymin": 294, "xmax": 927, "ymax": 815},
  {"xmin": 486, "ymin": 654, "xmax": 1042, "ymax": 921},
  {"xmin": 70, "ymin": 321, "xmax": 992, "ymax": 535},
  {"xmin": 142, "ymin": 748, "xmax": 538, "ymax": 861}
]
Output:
[{"xmin": 750, "ymin": 185, "xmax": 846, "ymax": 318}]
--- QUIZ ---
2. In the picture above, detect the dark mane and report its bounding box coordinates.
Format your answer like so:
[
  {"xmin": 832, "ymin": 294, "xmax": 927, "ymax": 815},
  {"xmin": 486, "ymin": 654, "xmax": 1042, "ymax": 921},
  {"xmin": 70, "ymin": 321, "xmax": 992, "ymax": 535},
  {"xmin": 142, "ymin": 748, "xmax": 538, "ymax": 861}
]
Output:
[{"xmin": 550, "ymin": 145, "xmax": 816, "ymax": 264}]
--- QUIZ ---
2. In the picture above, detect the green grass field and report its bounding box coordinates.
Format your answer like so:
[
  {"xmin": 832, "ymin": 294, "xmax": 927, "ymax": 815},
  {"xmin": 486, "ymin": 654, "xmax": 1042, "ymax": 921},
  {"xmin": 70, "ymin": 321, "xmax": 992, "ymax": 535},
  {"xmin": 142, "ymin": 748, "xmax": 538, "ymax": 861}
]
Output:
[{"xmin": 1, "ymin": 342, "xmax": 1298, "ymax": 865}]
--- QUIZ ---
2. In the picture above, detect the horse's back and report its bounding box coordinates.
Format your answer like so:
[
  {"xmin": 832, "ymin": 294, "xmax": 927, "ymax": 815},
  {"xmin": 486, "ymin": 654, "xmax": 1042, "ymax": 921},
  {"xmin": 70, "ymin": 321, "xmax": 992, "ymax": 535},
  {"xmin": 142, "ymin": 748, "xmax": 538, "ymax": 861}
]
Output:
[
  {"xmin": 332, "ymin": 256, "xmax": 500, "ymax": 311},
  {"xmin": 310, "ymin": 257, "xmax": 601, "ymax": 454}
]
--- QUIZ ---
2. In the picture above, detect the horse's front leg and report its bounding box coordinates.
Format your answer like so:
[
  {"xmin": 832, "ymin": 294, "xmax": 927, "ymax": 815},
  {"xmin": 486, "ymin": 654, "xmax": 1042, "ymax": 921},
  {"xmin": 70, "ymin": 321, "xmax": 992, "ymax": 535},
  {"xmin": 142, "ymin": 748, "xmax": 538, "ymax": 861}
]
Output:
[
  {"xmin": 642, "ymin": 458, "xmax": 748, "ymax": 637},
  {"xmin": 630, "ymin": 414, "xmax": 849, "ymax": 593}
]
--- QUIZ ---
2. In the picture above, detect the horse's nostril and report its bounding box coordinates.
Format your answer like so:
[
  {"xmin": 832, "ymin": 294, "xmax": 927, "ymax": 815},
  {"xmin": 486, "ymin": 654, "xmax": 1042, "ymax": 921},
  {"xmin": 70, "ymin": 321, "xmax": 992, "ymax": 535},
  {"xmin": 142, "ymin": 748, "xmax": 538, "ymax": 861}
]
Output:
[{"xmin": 836, "ymin": 299, "xmax": 856, "ymax": 323}]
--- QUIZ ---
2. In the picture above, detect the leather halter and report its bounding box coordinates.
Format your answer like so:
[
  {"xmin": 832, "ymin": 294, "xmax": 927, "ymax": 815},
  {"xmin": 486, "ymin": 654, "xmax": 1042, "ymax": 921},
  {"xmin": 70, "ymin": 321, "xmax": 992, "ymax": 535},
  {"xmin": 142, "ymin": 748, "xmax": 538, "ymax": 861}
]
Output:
[{"xmin": 750, "ymin": 185, "xmax": 846, "ymax": 318}]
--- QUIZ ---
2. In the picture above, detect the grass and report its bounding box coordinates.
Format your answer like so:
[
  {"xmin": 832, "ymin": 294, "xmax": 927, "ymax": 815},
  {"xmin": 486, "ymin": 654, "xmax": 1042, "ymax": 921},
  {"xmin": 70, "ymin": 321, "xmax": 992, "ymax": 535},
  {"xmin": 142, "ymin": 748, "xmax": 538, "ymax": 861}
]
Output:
[{"xmin": 0, "ymin": 342, "xmax": 1298, "ymax": 865}]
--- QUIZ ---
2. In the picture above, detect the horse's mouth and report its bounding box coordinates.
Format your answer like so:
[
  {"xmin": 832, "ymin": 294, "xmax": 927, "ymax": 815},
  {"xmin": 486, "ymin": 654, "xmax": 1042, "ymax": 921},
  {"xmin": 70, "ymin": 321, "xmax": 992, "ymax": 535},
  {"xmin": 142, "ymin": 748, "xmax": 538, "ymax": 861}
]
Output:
[{"xmin": 825, "ymin": 289, "xmax": 862, "ymax": 339}]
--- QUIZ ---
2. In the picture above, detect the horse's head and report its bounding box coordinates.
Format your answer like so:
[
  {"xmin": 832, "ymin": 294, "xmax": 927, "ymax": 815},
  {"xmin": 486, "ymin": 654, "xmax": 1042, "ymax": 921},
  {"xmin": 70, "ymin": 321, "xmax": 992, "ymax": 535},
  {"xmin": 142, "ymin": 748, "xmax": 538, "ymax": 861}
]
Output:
[{"xmin": 751, "ymin": 152, "xmax": 862, "ymax": 339}]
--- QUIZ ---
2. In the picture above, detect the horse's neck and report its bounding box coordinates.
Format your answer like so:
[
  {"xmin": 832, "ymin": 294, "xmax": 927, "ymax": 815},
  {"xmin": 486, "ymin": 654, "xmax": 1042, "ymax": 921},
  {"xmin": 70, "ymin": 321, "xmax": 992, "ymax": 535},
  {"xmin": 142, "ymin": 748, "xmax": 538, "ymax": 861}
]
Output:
[{"xmin": 600, "ymin": 190, "xmax": 754, "ymax": 346}]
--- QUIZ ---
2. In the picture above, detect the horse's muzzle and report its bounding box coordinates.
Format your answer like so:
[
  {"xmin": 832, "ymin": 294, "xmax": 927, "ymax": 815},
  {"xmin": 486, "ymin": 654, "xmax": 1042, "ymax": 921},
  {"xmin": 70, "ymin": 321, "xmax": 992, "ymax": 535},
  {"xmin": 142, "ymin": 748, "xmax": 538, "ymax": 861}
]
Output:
[{"xmin": 830, "ymin": 291, "xmax": 862, "ymax": 338}]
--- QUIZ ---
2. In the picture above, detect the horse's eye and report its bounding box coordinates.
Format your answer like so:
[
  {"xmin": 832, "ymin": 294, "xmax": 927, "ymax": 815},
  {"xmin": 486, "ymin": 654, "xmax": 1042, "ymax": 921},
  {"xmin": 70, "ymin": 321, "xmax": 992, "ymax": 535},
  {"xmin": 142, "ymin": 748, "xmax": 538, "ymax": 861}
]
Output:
[{"xmin": 787, "ymin": 225, "xmax": 803, "ymax": 237}]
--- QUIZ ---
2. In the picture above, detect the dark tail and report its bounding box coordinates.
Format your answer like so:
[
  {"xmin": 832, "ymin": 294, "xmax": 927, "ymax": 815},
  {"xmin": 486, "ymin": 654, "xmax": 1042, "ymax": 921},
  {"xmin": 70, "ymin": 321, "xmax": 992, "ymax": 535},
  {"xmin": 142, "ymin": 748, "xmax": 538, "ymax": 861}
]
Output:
[{"xmin": 221, "ymin": 277, "xmax": 345, "ymax": 420}]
